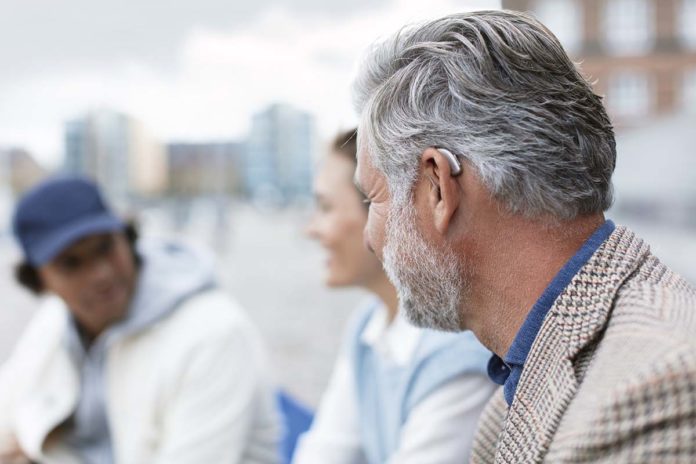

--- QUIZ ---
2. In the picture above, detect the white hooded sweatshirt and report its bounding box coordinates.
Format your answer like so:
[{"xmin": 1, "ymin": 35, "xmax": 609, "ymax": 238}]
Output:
[{"xmin": 0, "ymin": 238, "xmax": 280, "ymax": 464}]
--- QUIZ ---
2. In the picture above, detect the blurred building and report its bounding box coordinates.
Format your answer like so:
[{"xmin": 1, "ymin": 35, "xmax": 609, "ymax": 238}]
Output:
[
  {"xmin": 0, "ymin": 147, "xmax": 46, "ymax": 233},
  {"xmin": 64, "ymin": 109, "xmax": 167, "ymax": 205},
  {"xmin": 245, "ymin": 103, "xmax": 315, "ymax": 205},
  {"xmin": 167, "ymin": 141, "xmax": 244, "ymax": 196},
  {"xmin": 611, "ymin": 112, "xmax": 696, "ymax": 227},
  {"xmin": 503, "ymin": 0, "xmax": 696, "ymax": 127},
  {"xmin": 0, "ymin": 148, "xmax": 47, "ymax": 196}
]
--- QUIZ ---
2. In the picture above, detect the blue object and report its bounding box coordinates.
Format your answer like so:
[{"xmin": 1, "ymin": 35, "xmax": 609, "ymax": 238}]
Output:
[
  {"xmin": 276, "ymin": 389, "xmax": 314, "ymax": 464},
  {"xmin": 351, "ymin": 301, "xmax": 492, "ymax": 464},
  {"xmin": 487, "ymin": 220, "xmax": 616, "ymax": 405},
  {"xmin": 12, "ymin": 175, "xmax": 124, "ymax": 265}
]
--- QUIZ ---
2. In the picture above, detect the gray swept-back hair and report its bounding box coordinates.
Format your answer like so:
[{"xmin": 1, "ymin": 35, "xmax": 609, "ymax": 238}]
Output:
[{"xmin": 353, "ymin": 10, "xmax": 616, "ymax": 220}]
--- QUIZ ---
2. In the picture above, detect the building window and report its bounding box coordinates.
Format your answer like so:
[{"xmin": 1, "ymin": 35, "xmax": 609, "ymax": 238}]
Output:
[
  {"xmin": 684, "ymin": 68, "xmax": 696, "ymax": 113},
  {"xmin": 680, "ymin": 0, "xmax": 696, "ymax": 49},
  {"xmin": 533, "ymin": 0, "xmax": 582, "ymax": 54},
  {"xmin": 608, "ymin": 72, "xmax": 652, "ymax": 118},
  {"xmin": 603, "ymin": 0, "xmax": 654, "ymax": 55}
]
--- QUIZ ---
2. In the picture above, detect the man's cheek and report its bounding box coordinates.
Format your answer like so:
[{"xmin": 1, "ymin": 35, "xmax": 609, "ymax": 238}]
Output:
[
  {"xmin": 369, "ymin": 208, "xmax": 386, "ymax": 249},
  {"xmin": 370, "ymin": 229, "xmax": 386, "ymax": 261}
]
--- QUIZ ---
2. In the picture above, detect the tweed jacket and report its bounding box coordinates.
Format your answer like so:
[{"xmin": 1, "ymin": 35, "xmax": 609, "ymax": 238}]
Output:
[{"xmin": 471, "ymin": 226, "xmax": 696, "ymax": 463}]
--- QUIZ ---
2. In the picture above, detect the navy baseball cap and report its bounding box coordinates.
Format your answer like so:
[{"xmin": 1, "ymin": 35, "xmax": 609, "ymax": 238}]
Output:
[{"xmin": 12, "ymin": 176, "xmax": 125, "ymax": 266}]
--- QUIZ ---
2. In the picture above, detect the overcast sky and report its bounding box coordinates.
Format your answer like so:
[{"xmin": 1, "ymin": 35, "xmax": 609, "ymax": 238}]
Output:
[{"xmin": 0, "ymin": 0, "xmax": 500, "ymax": 167}]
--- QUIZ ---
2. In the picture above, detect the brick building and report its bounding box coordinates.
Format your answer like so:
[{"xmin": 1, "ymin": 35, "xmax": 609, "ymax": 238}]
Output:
[{"xmin": 502, "ymin": 0, "xmax": 696, "ymax": 127}]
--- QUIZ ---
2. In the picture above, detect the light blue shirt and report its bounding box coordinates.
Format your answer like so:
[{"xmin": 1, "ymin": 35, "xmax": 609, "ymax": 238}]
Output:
[{"xmin": 350, "ymin": 301, "xmax": 491, "ymax": 464}]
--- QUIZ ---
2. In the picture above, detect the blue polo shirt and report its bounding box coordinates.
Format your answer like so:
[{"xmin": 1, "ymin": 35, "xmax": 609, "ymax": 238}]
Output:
[{"xmin": 487, "ymin": 220, "xmax": 616, "ymax": 406}]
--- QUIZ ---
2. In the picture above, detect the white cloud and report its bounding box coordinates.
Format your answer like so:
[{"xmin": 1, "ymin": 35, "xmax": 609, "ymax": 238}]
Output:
[{"xmin": 0, "ymin": 0, "xmax": 500, "ymax": 167}]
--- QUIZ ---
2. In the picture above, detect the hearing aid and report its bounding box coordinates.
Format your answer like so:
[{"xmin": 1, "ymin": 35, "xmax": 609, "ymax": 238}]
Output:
[{"xmin": 436, "ymin": 148, "xmax": 462, "ymax": 177}]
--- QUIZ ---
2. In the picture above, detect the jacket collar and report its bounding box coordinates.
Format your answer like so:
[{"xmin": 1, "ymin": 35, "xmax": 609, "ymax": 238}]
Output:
[{"xmin": 491, "ymin": 225, "xmax": 651, "ymax": 463}]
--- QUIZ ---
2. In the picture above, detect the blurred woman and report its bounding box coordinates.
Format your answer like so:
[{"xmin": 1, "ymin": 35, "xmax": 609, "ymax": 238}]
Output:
[{"xmin": 295, "ymin": 129, "xmax": 497, "ymax": 464}]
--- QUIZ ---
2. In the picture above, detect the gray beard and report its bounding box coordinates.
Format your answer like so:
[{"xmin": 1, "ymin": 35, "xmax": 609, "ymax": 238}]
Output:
[{"xmin": 382, "ymin": 198, "xmax": 466, "ymax": 332}]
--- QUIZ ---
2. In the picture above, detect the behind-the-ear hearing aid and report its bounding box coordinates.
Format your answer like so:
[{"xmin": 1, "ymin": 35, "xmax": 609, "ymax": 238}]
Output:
[{"xmin": 436, "ymin": 148, "xmax": 462, "ymax": 177}]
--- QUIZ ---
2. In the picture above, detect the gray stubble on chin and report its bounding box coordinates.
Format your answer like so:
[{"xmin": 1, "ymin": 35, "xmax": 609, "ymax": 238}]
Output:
[{"xmin": 382, "ymin": 201, "xmax": 465, "ymax": 333}]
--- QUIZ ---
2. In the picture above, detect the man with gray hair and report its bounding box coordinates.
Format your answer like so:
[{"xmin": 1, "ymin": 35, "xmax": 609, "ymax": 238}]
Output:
[{"xmin": 352, "ymin": 10, "xmax": 696, "ymax": 463}]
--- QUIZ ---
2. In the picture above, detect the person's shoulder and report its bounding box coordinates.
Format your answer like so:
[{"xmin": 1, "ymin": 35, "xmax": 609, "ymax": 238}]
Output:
[
  {"xmin": 584, "ymin": 253, "xmax": 696, "ymax": 391},
  {"xmin": 345, "ymin": 297, "xmax": 382, "ymax": 338},
  {"xmin": 587, "ymin": 313, "xmax": 696, "ymax": 393},
  {"xmin": 354, "ymin": 297, "xmax": 381, "ymax": 322},
  {"xmin": 553, "ymin": 327, "xmax": 696, "ymax": 460},
  {"xmin": 3, "ymin": 296, "xmax": 68, "ymax": 364},
  {"xmin": 402, "ymin": 329, "xmax": 493, "ymax": 412},
  {"xmin": 568, "ymin": 254, "xmax": 696, "ymax": 441},
  {"xmin": 19, "ymin": 297, "xmax": 68, "ymax": 340},
  {"xmin": 158, "ymin": 288, "xmax": 259, "ymax": 342},
  {"xmin": 416, "ymin": 328, "xmax": 491, "ymax": 367},
  {"xmin": 613, "ymin": 252, "xmax": 696, "ymax": 344}
]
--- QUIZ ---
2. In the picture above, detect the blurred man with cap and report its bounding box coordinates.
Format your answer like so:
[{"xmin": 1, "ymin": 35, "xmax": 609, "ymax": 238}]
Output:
[{"xmin": 0, "ymin": 176, "xmax": 279, "ymax": 464}]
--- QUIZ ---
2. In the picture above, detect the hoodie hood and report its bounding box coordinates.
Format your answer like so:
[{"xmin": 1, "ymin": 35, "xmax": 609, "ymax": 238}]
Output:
[{"xmin": 119, "ymin": 238, "xmax": 217, "ymax": 337}]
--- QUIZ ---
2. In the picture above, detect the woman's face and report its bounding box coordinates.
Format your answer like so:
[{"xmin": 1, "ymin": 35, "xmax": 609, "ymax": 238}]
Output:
[{"xmin": 307, "ymin": 152, "xmax": 385, "ymax": 288}]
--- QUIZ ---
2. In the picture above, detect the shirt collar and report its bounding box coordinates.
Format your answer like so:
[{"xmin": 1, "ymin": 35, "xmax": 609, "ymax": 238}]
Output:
[
  {"xmin": 487, "ymin": 219, "xmax": 616, "ymax": 405},
  {"xmin": 360, "ymin": 303, "xmax": 422, "ymax": 366}
]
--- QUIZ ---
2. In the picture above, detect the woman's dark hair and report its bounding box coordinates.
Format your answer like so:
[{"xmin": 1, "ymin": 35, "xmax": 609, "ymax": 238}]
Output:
[
  {"xmin": 330, "ymin": 128, "xmax": 367, "ymax": 206},
  {"xmin": 331, "ymin": 128, "xmax": 358, "ymax": 164},
  {"xmin": 14, "ymin": 221, "xmax": 142, "ymax": 295}
]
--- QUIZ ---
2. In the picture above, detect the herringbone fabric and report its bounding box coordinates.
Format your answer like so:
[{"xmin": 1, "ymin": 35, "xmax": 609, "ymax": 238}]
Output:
[{"xmin": 471, "ymin": 226, "xmax": 696, "ymax": 463}]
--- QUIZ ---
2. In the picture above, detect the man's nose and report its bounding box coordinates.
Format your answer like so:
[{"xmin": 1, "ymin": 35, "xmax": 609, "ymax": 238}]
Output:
[{"xmin": 91, "ymin": 258, "xmax": 115, "ymax": 283}]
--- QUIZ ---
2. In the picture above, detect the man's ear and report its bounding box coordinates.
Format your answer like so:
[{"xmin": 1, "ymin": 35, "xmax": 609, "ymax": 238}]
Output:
[{"xmin": 420, "ymin": 147, "xmax": 462, "ymax": 235}]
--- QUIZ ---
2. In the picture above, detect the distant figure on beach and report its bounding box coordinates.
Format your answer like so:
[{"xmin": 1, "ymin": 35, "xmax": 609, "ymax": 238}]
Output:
[
  {"xmin": 0, "ymin": 176, "xmax": 279, "ymax": 464},
  {"xmin": 352, "ymin": 10, "xmax": 696, "ymax": 462},
  {"xmin": 295, "ymin": 129, "xmax": 496, "ymax": 463}
]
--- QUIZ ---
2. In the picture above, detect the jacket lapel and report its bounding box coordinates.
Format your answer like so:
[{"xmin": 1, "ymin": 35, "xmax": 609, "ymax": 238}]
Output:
[{"xmin": 492, "ymin": 226, "xmax": 650, "ymax": 463}]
